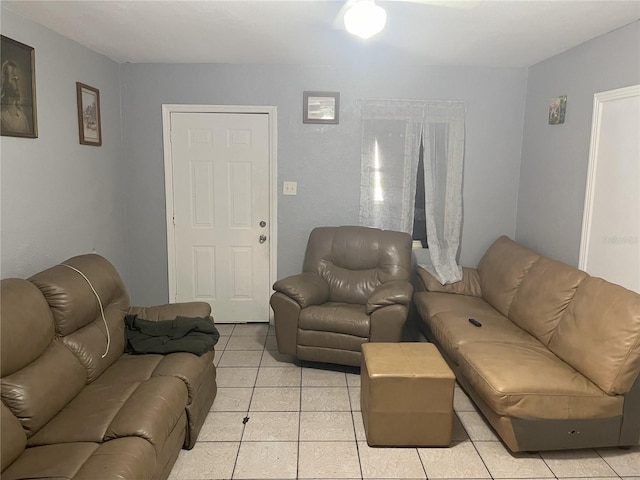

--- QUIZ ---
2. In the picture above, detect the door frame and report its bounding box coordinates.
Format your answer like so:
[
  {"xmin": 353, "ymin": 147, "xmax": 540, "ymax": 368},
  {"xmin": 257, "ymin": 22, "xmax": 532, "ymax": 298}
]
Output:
[
  {"xmin": 579, "ymin": 85, "xmax": 639, "ymax": 279},
  {"xmin": 162, "ymin": 104, "xmax": 278, "ymax": 320}
]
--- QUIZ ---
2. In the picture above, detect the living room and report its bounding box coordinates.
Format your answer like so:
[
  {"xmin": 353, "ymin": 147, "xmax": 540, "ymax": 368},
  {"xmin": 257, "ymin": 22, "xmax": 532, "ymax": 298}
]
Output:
[{"xmin": 1, "ymin": 1, "xmax": 639, "ymax": 479}]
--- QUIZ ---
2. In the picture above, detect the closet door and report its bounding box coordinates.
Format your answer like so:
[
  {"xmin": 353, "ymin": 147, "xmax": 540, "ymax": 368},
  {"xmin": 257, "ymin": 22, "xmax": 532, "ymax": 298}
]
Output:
[{"xmin": 579, "ymin": 85, "xmax": 639, "ymax": 293}]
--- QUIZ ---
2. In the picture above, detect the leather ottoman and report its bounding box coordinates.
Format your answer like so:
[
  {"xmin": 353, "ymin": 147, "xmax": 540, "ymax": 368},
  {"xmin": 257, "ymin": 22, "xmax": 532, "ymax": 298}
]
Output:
[{"xmin": 361, "ymin": 342, "xmax": 455, "ymax": 446}]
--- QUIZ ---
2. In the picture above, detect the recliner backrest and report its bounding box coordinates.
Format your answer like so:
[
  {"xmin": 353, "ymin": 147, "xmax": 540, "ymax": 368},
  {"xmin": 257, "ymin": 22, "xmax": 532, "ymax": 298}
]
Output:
[
  {"xmin": 1, "ymin": 403, "xmax": 26, "ymax": 471},
  {"xmin": 0, "ymin": 279, "xmax": 87, "ymax": 437},
  {"xmin": 302, "ymin": 226, "xmax": 412, "ymax": 304},
  {"xmin": 29, "ymin": 254, "xmax": 130, "ymax": 383}
]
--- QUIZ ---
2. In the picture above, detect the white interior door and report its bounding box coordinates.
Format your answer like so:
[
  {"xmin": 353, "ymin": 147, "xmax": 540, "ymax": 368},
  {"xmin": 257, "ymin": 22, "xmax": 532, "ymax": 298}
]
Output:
[
  {"xmin": 580, "ymin": 85, "xmax": 640, "ymax": 293},
  {"xmin": 168, "ymin": 111, "xmax": 272, "ymax": 322}
]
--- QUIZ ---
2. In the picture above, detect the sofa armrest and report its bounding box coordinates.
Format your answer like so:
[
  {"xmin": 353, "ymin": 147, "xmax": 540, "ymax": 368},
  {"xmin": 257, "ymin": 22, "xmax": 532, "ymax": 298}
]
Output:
[
  {"xmin": 273, "ymin": 273, "xmax": 329, "ymax": 308},
  {"xmin": 128, "ymin": 302, "xmax": 212, "ymax": 321},
  {"xmin": 366, "ymin": 280, "xmax": 414, "ymax": 314},
  {"xmin": 416, "ymin": 267, "xmax": 482, "ymax": 297}
]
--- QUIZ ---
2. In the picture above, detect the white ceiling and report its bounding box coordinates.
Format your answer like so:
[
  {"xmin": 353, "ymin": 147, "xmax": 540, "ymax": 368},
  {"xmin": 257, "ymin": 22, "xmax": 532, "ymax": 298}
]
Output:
[{"xmin": 4, "ymin": 0, "xmax": 639, "ymax": 68}]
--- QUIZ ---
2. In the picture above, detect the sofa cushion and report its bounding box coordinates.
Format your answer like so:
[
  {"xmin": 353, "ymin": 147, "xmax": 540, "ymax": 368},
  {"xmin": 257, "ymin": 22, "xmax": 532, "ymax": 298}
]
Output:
[
  {"xmin": 93, "ymin": 350, "xmax": 215, "ymax": 406},
  {"xmin": 3, "ymin": 341, "xmax": 87, "ymax": 437},
  {"xmin": 73, "ymin": 437, "xmax": 156, "ymax": 480},
  {"xmin": 299, "ymin": 302, "xmax": 370, "ymax": 337},
  {"xmin": 151, "ymin": 350, "xmax": 216, "ymax": 404},
  {"xmin": 302, "ymin": 226, "xmax": 411, "ymax": 304},
  {"xmin": 1, "ymin": 278, "xmax": 88, "ymax": 437},
  {"xmin": 29, "ymin": 254, "xmax": 130, "ymax": 382},
  {"xmin": 104, "ymin": 377, "xmax": 187, "ymax": 448},
  {"xmin": 318, "ymin": 261, "xmax": 379, "ymax": 304},
  {"xmin": 477, "ymin": 236, "xmax": 540, "ymax": 317},
  {"xmin": 27, "ymin": 382, "xmax": 139, "ymax": 445},
  {"xmin": 1, "ymin": 437, "xmax": 155, "ymax": 480},
  {"xmin": 1, "ymin": 404, "xmax": 26, "ymax": 472},
  {"xmin": 297, "ymin": 329, "xmax": 368, "ymax": 353},
  {"xmin": 458, "ymin": 342, "xmax": 624, "ymax": 419},
  {"xmin": 414, "ymin": 292, "xmax": 541, "ymax": 364},
  {"xmin": 0, "ymin": 279, "xmax": 55, "ymax": 377},
  {"xmin": 27, "ymin": 376, "xmax": 187, "ymax": 452},
  {"xmin": 417, "ymin": 267, "xmax": 482, "ymax": 297},
  {"xmin": 549, "ymin": 277, "xmax": 640, "ymax": 395},
  {"xmin": 93, "ymin": 354, "xmax": 165, "ymax": 385},
  {"xmin": 508, "ymin": 257, "xmax": 587, "ymax": 345},
  {"xmin": 2, "ymin": 442, "xmax": 98, "ymax": 480}
]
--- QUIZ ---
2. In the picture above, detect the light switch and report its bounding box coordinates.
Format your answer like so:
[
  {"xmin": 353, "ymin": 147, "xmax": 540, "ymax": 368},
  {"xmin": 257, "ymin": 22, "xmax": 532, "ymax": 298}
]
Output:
[{"xmin": 283, "ymin": 181, "xmax": 297, "ymax": 196}]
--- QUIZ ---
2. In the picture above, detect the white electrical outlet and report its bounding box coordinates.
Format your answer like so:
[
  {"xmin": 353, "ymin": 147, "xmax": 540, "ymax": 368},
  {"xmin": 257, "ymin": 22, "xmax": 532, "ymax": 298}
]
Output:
[{"xmin": 283, "ymin": 181, "xmax": 297, "ymax": 195}]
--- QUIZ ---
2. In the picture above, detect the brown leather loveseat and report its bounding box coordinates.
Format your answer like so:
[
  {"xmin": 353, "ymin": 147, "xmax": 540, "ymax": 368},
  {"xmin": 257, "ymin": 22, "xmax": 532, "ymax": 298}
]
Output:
[
  {"xmin": 1, "ymin": 254, "xmax": 218, "ymax": 480},
  {"xmin": 414, "ymin": 236, "xmax": 640, "ymax": 452}
]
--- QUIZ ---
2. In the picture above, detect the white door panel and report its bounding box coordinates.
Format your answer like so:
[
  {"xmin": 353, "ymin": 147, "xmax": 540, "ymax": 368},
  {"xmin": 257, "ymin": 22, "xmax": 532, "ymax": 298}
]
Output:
[
  {"xmin": 170, "ymin": 112, "xmax": 271, "ymax": 322},
  {"xmin": 580, "ymin": 86, "xmax": 640, "ymax": 293}
]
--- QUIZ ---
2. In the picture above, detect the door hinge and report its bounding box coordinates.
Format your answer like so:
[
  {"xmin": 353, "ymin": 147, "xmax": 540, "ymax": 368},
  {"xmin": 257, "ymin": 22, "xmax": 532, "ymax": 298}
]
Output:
[{"xmin": 169, "ymin": 130, "xmax": 175, "ymax": 143}]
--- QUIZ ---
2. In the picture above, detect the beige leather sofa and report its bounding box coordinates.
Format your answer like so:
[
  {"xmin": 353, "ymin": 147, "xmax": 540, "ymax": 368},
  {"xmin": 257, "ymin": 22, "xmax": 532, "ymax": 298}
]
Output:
[
  {"xmin": 271, "ymin": 226, "xmax": 414, "ymax": 367},
  {"xmin": 414, "ymin": 236, "xmax": 640, "ymax": 452},
  {"xmin": 1, "ymin": 254, "xmax": 217, "ymax": 480}
]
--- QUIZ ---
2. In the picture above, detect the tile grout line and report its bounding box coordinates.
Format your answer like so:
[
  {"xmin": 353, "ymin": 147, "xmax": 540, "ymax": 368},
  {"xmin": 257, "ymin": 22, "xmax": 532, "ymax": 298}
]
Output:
[
  {"xmin": 296, "ymin": 350, "xmax": 302, "ymax": 480},
  {"xmin": 228, "ymin": 324, "xmax": 265, "ymax": 480},
  {"xmin": 346, "ymin": 369, "xmax": 365, "ymax": 480},
  {"xmin": 466, "ymin": 422, "xmax": 495, "ymax": 480},
  {"xmin": 226, "ymin": 324, "xmax": 249, "ymax": 480},
  {"xmin": 595, "ymin": 447, "xmax": 626, "ymax": 479},
  {"xmin": 212, "ymin": 324, "xmax": 640, "ymax": 480}
]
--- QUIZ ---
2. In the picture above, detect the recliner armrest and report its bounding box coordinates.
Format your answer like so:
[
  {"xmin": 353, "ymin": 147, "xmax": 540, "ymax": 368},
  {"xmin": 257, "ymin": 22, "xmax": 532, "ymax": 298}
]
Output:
[
  {"xmin": 128, "ymin": 302, "xmax": 212, "ymax": 321},
  {"xmin": 366, "ymin": 280, "xmax": 414, "ymax": 314},
  {"xmin": 273, "ymin": 273, "xmax": 329, "ymax": 308}
]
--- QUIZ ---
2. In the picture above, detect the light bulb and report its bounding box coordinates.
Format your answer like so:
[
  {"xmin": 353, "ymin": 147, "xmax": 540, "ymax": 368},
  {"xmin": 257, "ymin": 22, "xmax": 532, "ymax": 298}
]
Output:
[{"xmin": 344, "ymin": 0, "xmax": 387, "ymax": 40}]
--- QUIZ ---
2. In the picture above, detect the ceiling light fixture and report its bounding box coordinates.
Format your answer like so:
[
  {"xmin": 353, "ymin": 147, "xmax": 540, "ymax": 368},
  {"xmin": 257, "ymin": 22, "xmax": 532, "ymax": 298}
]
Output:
[{"xmin": 344, "ymin": 0, "xmax": 387, "ymax": 40}]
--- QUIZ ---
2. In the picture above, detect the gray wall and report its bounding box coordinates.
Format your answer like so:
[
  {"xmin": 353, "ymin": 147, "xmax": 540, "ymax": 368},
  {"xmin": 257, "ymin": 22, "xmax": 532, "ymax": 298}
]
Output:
[
  {"xmin": 1, "ymin": 9, "xmax": 129, "ymax": 281},
  {"xmin": 515, "ymin": 21, "xmax": 640, "ymax": 265},
  {"xmin": 121, "ymin": 62, "xmax": 527, "ymax": 305},
  {"xmin": 10, "ymin": 8, "xmax": 635, "ymax": 307}
]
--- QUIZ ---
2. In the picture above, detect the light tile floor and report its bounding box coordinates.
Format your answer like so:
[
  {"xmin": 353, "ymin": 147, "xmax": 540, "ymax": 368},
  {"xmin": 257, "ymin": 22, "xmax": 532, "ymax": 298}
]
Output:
[{"xmin": 169, "ymin": 323, "xmax": 640, "ymax": 480}]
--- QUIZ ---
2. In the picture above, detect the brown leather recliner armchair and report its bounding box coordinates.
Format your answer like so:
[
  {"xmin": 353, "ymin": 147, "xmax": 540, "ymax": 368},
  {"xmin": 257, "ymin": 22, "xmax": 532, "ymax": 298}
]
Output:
[{"xmin": 270, "ymin": 226, "xmax": 414, "ymax": 367}]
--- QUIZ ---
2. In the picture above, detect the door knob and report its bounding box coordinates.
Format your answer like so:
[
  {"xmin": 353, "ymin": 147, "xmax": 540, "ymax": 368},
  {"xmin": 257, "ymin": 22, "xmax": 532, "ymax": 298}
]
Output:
[
  {"xmin": 260, "ymin": 221, "xmax": 267, "ymax": 228},
  {"xmin": 259, "ymin": 234, "xmax": 267, "ymax": 244}
]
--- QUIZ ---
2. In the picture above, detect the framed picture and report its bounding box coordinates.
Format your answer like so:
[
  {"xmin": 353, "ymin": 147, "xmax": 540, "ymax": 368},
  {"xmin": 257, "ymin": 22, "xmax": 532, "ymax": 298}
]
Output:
[
  {"xmin": 549, "ymin": 95, "xmax": 567, "ymax": 125},
  {"xmin": 1, "ymin": 35, "xmax": 38, "ymax": 138},
  {"xmin": 76, "ymin": 82, "xmax": 102, "ymax": 146},
  {"xmin": 303, "ymin": 91, "xmax": 340, "ymax": 124}
]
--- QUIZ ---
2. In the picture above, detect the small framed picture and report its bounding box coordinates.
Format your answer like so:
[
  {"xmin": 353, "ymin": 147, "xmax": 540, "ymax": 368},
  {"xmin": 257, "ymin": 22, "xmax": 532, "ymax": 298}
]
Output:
[
  {"xmin": 1, "ymin": 35, "xmax": 38, "ymax": 138},
  {"xmin": 76, "ymin": 82, "xmax": 102, "ymax": 146},
  {"xmin": 549, "ymin": 95, "xmax": 567, "ymax": 125},
  {"xmin": 303, "ymin": 91, "xmax": 340, "ymax": 124}
]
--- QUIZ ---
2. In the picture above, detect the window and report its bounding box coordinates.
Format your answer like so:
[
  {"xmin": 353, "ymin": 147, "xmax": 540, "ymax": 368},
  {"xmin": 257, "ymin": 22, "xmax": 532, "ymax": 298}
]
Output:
[
  {"xmin": 359, "ymin": 99, "xmax": 466, "ymax": 284},
  {"xmin": 358, "ymin": 101, "xmax": 423, "ymax": 233},
  {"xmin": 412, "ymin": 137, "xmax": 427, "ymax": 248}
]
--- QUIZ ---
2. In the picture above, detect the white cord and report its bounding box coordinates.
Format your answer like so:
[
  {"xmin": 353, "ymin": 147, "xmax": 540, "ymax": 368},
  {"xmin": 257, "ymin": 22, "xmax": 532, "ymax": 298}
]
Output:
[{"xmin": 60, "ymin": 263, "xmax": 111, "ymax": 358}]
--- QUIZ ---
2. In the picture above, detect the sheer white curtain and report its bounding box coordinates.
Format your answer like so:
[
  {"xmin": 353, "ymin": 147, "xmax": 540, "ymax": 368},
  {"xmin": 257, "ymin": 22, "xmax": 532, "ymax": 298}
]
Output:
[
  {"xmin": 359, "ymin": 99, "xmax": 465, "ymax": 284},
  {"xmin": 359, "ymin": 100, "xmax": 423, "ymax": 232},
  {"xmin": 419, "ymin": 102, "xmax": 465, "ymax": 284}
]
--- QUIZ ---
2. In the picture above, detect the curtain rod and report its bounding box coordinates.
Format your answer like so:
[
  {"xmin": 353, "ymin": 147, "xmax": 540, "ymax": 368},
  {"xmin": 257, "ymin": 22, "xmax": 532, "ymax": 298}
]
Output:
[{"xmin": 358, "ymin": 98, "xmax": 465, "ymax": 105}]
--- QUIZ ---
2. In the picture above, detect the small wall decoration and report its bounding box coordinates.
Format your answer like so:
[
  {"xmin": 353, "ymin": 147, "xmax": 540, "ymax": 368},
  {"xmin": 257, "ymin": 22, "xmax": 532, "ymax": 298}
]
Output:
[
  {"xmin": 1, "ymin": 35, "xmax": 38, "ymax": 138},
  {"xmin": 76, "ymin": 82, "xmax": 102, "ymax": 146},
  {"xmin": 548, "ymin": 95, "xmax": 567, "ymax": 125},
  {"xmin": 303, "ymin": 91, "xmax": 340, "ymax": 124}
]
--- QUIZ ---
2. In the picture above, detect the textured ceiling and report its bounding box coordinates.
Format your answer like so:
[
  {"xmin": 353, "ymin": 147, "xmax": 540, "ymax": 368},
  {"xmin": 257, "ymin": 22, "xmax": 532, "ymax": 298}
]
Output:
[{"xmin": 3, "ymin": 0, "xmax": 640, "ymax": 67}]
